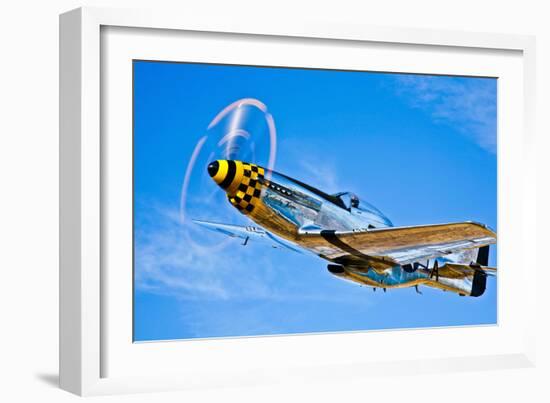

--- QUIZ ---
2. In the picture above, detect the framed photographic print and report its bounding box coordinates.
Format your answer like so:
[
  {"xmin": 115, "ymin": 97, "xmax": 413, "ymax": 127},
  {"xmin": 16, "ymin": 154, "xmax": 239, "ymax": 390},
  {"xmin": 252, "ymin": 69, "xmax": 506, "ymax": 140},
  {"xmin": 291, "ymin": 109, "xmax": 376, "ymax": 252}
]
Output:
[{"xmin": 60, "ymin": 7, "xmax": 537, "ymax": 396}]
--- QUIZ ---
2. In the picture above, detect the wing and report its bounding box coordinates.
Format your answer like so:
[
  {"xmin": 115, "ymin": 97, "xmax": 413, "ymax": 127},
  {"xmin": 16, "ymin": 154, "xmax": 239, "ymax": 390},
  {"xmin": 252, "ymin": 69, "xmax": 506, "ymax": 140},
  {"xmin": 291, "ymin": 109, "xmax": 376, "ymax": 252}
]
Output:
[
  {"xmin": 193, "ymin": 219, "xmax": 302, "ymax": 253},
  {"xmin": 298, "ymin": 221, "xmax": 496, "ymax": 268}
]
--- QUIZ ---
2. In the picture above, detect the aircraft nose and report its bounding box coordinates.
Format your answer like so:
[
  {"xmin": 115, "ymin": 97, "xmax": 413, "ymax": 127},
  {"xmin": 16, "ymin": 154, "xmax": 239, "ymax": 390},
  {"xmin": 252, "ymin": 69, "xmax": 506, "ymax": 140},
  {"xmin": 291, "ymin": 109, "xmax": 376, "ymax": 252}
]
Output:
[
  {"xmin": 207, "ymin": 160, "xmax": 219, "ymax": 178},
  {"xmin": 208, "ymin": 159, "xmax": 251, "ymax": 193},
  {"xmin": 207, "ymin": 159, "xmax": 233, "ymax": 188}
]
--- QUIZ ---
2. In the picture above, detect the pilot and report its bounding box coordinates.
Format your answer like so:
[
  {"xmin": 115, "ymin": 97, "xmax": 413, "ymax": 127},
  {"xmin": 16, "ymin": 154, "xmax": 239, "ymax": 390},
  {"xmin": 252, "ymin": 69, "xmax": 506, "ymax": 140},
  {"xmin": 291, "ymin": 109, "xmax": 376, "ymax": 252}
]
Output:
[{"xmin": 350, "ymin": 194, "xmax": 360, "ymax": 209}]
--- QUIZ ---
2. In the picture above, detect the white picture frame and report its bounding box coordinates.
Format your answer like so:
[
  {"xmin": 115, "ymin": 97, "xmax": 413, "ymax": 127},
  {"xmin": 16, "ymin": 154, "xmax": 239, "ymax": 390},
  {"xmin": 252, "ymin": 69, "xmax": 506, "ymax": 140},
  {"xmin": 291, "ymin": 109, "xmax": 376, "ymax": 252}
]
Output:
[{"xmin": 59, "ymin": 6, "xmax": 537, "ymax": 396}]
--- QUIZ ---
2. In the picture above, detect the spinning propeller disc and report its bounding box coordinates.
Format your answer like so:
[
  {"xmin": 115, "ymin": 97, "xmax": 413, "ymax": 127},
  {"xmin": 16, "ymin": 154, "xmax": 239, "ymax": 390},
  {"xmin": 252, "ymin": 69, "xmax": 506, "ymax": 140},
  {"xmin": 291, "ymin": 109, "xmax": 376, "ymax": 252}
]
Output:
[{"xmin": 179, "ymin": 98, "xmax": 277, "ymax": 250}]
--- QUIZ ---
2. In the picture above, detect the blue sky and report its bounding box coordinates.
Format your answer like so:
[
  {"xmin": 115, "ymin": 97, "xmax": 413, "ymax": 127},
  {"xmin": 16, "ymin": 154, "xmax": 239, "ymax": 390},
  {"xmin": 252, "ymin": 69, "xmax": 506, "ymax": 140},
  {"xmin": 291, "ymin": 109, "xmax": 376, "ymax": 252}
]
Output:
[{"xmin": 133, "ymin": 61, "xmax": 497, "ymax": 341}]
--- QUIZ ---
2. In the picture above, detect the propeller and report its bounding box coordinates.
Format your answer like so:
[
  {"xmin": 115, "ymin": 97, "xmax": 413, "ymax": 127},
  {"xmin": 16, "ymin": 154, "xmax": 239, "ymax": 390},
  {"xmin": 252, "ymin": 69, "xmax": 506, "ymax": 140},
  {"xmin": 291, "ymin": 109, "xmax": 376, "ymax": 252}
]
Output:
[{"xmin": 178, "ymin": 98, "xmax": 278, "ymax": 250}]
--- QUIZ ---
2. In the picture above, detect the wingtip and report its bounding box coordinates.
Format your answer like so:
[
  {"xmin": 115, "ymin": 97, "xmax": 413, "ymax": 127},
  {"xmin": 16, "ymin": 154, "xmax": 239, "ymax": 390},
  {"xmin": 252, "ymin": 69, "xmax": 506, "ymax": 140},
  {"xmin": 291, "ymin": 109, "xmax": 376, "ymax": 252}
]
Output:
[
  {"xmin": 191, "ymin": 219, "xmax": 219, "ymax": 229},
  {"xmin": 465, "ymin": 221, "xmax": 497, "ymax": 238}
]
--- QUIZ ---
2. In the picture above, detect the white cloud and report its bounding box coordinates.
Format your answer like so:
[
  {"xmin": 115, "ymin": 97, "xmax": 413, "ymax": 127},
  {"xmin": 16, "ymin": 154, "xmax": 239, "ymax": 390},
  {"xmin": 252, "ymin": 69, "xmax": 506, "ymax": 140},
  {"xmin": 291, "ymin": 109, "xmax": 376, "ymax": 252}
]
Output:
[
  {"xmin": 135, "ymin": 206, "xmax": 274, "ymax": 300},
  {"xmin": 392, "ymin": 75, "xmax": 497, "ymax": 153},
  {"xmin": 134, "ymin": 203, "xmax": 368, "ymax": 304},
  {"xmin": 297, "ymin": 158, "xmax": 340, "ymax": 194},
  {"xmin": 276, "ymin": 138, "xmax": 345, "ymax": 195}
]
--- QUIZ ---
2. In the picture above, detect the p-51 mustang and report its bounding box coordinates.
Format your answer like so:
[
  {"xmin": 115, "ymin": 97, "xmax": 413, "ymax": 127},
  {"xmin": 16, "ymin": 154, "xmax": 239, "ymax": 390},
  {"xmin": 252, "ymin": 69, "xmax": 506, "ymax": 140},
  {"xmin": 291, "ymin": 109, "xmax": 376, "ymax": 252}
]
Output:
[{"xmin": 194, "ymin": 160, "xmax": 497, "ymax": 297}]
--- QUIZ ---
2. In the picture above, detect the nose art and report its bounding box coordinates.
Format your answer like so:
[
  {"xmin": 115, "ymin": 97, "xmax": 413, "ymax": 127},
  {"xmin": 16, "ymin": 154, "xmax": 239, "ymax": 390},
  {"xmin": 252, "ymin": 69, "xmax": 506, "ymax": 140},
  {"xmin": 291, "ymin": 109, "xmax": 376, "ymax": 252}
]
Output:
[{"xmin": 207, "ymin": 161, "xmax": 219, "ymax": 178}]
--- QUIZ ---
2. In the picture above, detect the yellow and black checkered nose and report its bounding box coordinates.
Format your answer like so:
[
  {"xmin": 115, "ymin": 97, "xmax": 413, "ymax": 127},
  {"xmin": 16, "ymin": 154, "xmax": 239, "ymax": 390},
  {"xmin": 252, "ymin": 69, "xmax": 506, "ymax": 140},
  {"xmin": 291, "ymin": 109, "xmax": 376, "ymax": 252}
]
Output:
[{"xmin": 208, "ymin": 159, "xmax": 265, "ymax": 214}]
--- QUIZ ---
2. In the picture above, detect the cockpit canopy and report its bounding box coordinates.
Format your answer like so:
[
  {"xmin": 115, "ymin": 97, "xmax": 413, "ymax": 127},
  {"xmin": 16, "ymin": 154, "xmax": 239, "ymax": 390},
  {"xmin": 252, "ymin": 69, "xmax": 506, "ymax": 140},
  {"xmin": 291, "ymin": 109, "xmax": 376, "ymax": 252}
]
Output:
[
  {"xmin": 333, "ymin": 192, "xmax": 360, "ymax": 209},
  {"xmin": 332, "ymin": 192, "xmax": 393, "ymax": 227}
]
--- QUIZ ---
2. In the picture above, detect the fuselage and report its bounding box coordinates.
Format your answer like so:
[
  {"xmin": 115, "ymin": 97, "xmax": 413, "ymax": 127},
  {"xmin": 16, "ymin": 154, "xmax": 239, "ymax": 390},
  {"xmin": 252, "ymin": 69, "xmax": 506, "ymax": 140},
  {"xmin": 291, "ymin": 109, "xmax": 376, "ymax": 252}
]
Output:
[
  {"xmin": 207, "ymin": 159, "xmax": 392, "ymax": 241},
  {"xmin": 207, "ymin": 159, "xmax": 487, "ymax": 295}
]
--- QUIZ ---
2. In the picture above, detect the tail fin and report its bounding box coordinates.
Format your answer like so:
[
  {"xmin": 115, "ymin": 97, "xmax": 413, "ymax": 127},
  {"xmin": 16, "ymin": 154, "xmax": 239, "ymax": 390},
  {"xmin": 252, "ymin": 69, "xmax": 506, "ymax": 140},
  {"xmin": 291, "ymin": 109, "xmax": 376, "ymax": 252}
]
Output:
[
  {"xmin": 476, "ymin": 245, "xmax": 490, "ymax": 266},
  {"xmin": 470, "ymin": 269, "xmax": 488, "ymax": 297}
]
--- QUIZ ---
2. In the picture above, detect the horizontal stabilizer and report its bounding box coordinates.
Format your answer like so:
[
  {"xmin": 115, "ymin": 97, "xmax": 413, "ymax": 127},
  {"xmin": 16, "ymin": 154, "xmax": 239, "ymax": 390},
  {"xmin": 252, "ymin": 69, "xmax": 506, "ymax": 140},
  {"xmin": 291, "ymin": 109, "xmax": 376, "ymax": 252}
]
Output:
[
  {"xmin": 443, "ymin": 263, "xmax": 497, "ymax": 276},
  {"xmin": 443, "ymin": 263, "xmax": 496, "ymax": 296}
]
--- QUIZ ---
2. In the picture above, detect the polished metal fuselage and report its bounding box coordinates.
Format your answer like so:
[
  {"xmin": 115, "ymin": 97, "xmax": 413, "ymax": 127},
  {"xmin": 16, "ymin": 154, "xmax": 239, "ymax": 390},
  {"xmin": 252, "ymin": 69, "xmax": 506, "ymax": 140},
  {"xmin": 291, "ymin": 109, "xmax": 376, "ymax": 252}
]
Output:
[
  {"xmin": 208, "ymin": 159, "xmax": 491, "ymax": 296},
  {"xmin": 257, "ymin": 171, "xmax": 389, "ymax": 235}
]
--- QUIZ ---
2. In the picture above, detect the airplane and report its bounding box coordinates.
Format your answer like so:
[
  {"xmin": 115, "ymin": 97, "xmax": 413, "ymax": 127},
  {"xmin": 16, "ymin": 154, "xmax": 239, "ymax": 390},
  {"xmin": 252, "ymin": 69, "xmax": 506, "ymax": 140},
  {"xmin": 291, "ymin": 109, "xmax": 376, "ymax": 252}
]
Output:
[{"xmin": 194, "ymin": 159, "xmax": 497, "ymax": 297}]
